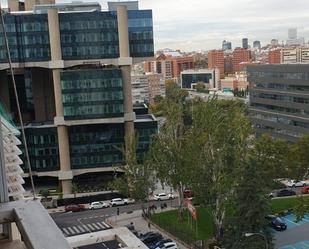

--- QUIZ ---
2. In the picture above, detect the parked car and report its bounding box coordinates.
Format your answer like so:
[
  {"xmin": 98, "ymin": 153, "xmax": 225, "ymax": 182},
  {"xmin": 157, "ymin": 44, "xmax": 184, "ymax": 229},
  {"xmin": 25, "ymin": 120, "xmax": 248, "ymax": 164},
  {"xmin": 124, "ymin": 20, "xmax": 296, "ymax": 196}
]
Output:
[
  {"xmin": 149, "ymin": 239, "xmax": 173, "ymax": 249},
  {"xmin": 266, "ymin": 215, "xmax": 287, "ymax": 231},
  {"xmin": 277, "ymin": 189, "xmax": 296, "ymax": 197},
  {"xmin": 89, "ymin": 201, "xmax": 109, "ymax": 210},
  {"xmin": 140, "ymin": 232, "xmax": 163, "ymax": 245},
  {"xmin": 64, "ymin": 204, "xmax": 85, "ymax": 212},
  {"xmin": 156, "ymin": 242, "xmax": 178, "ymax": 249},
  {"xmin": 301, "ymin": 186, "xmax": 309, "ymax": 194},
  {"xmin": 123, "ymin": 198, "xmax": 135, "ymax": 205},
  {"xmin": 153, "ymin": 193, "xmax": 173, "ymax": 201},
  {"xmin": 286, "ymin": 180, "xmax": 306, "ymax": 188},
  {"xmin": 110, "ymin": 198, "xmax": 125, "ymax": 207}
]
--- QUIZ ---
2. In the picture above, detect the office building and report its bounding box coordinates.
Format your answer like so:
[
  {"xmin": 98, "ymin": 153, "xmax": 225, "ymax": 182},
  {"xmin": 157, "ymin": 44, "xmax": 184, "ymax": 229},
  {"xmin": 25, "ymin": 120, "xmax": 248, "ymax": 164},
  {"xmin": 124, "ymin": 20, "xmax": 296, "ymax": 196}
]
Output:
[
  {"xmin": 222, "ymin": 40, "xmax": 232, "ymax": 51},
  {"xmin": 242, "ymin": 38, "xmax": 249, "ymax": 49},
  {"xmin": 286, "ymin": 28, "xmax": 304, "ymax": 46},
  {"xmin": 232, "ymin": 48, "xmax": 252, "ymax": 72},
  {"xmin": 253, "ymin": 40, "xmax": 261, "ymax": 50},
  {"xmin": 0, "ymin": 1, "xmax": 157, "ymax": 195},
  {"xmin": 268, "ymin": 49, "xmax": 281, "ymax": 64},
  {"xmin": 208, "ymin": 50, "xmax": 225, "ymax": 75},
  {"xmin": 271, "ymin": 39, "xmax": 279, "ymax": 46},
  {"xmin": 248, "ymin": 64, "xmax": 309, "ymax": 142},
  {"xmin": 181, "ymin": 69, "xmax": 219, "ymax": 90}
]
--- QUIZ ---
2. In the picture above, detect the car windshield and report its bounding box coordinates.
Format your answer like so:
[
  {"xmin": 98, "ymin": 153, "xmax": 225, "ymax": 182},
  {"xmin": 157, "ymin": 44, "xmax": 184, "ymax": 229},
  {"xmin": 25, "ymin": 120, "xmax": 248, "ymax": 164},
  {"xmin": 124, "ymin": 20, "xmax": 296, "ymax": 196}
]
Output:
[{"xmin": 274, "ymin": 217, "xmax": 284, "ymax": 224}]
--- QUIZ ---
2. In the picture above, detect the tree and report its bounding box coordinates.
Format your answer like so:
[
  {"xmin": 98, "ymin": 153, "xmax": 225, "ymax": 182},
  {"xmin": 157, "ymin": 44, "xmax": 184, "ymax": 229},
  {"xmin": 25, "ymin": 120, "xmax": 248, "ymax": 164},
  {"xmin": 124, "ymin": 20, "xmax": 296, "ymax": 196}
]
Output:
[
  {"xmin": 148, "ymin": 88, "xmax": 191, "ymax": 219},
  {"xmin": 110, "ymin": 135, "xmax": 156, "ymax": 202},
  {"xmin": 71, "ymin": 183, "xmax": 79, "ymax": 198},
  {"xmin": 188, "ymin": 98, "xmax": 251, "ymax": 241},
  {"xmin": 223, "ymin": 158, "xmax": 273, "ymax": 249},
  {"xmin": 40, "ymin": 189, "xmax": 49, "ymax": 199},
  {"xmin": 195, "ymin": 82, "xmax": 206, "ymax": 92}
]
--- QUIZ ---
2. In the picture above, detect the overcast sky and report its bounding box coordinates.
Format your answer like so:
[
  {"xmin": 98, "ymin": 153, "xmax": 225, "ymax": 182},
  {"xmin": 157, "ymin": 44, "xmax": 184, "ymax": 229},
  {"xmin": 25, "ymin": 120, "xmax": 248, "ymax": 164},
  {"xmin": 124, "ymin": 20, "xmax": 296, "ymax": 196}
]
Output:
[{"xmin": 2, "ymin": 0, "xmax": 309, "ymax": 51}]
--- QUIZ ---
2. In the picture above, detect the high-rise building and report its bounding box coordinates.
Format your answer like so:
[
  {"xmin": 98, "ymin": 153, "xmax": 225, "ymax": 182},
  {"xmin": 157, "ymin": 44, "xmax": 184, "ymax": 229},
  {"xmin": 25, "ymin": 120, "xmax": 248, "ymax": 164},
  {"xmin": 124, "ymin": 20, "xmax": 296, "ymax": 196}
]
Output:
[
  {"xmin": 268, "ymin": 49, "xmax": 281, "ymax": 64},
  {"xmin": 232, "ymin": 48, "xmax": 252, "ymax": 72},
  {"xmin": 288, "ymin": 28, "xmax": 297, "ymax": 39},
  {"xmin": 271, "ymin": 39, "xmax": 279, "ymax": 46},
  {"xmin": 0, "ymin": 1, "xmax": 157, "ymax": 195},
  {"xmin": 242, "ymin": 38, "xmax": 249, "ymax": 49},
  {"xmin": 222, "ymin": 40, "xmax": 232, "ymax": 51},
  {"xmin": 286, "ymin": 28, "xmax": 304, "ymax": 46},
  {"xmin": 248, "ymin": 64, "xmax": 309, "ymax": 142},
  {"xmin": 253, "ymin": 40, "xmax": 261, "ymax": 50},
  {"xmin": 208, "ymin": 50, "xmax": 225, "ymax": 75}
]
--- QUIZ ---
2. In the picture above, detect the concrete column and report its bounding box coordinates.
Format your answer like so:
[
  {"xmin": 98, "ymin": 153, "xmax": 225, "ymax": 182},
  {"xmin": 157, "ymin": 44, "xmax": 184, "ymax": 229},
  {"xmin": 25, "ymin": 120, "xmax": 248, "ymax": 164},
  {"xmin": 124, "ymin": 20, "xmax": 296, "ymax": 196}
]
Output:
[
  {"xmin": 48, "ymin": 8, "xmax": 72, "ymax": 194},
  {"xmin": 0, "ymin": 71, "xmax": 10, "ymax": 113},
  {"xmin": 117, "ymin": 6, "xmax": 135, "ymax": 140},
  {"xmin": 31, "ymin": 69, "xmax": 47, "ymax": 122}
]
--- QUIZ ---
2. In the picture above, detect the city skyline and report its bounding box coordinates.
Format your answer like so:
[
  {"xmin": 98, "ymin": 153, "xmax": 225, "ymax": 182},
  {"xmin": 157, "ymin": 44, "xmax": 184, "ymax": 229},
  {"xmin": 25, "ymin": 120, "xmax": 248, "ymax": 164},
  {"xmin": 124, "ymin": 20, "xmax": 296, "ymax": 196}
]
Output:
[{"xmin": 1, "ymin": 0, "xmax": 309, "ymax": 51}]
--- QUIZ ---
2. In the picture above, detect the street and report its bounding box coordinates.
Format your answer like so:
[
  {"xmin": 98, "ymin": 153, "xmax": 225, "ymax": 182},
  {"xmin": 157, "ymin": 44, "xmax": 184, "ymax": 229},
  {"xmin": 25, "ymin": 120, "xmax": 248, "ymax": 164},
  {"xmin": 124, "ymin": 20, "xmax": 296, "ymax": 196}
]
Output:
[{"xmin": 51, "ymin": 199, "xmax": 179, "ymax": 237}]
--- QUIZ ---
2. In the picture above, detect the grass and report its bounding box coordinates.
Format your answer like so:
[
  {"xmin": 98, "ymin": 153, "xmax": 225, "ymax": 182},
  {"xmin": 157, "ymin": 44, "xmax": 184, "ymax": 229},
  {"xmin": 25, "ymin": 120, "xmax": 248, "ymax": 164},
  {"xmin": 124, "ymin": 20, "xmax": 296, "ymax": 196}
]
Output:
[
  {"xmin": 150, "ymin": 207, "xmax": 213, "ymax": 243},
  {"xmin": 151, "ymin": 196, "xmax": 309, "ymax": 244},
  {"xmin": 271, "ymin": 195, "xmax": 309, "ymax": 214}
]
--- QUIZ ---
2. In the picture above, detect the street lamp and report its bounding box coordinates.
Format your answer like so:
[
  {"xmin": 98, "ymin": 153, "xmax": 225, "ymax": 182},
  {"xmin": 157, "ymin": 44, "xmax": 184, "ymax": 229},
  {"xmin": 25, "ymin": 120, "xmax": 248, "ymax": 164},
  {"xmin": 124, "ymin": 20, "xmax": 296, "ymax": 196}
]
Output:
[{"xmin": 244, "ymin": 232, "xmax": 268, "ymax": 249}]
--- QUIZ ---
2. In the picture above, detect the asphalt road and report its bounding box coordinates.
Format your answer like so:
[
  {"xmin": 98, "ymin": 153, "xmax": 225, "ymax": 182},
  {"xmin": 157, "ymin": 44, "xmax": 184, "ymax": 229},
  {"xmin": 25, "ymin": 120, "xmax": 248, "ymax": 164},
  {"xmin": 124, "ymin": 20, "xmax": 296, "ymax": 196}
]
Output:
[{"xmin": 51, "ymin": 199, "xmax": 179, "ymax": 237}]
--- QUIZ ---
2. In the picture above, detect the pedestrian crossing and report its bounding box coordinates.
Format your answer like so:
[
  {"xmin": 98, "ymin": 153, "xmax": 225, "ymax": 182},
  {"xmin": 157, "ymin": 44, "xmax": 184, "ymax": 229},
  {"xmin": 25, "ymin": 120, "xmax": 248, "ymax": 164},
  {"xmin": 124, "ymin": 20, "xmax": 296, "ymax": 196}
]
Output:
[{"xmin": 61, "ymin": 221, "xmax": 111, "ymax": 237}]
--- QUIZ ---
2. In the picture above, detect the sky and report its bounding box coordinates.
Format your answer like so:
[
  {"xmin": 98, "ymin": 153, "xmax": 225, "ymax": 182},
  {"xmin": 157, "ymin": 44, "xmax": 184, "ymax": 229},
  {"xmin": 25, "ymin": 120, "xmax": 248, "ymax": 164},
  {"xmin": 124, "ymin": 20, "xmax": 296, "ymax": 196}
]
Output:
[{"xmin": 2, "ymin": 0, "xmax": 309, "ymax": 51}]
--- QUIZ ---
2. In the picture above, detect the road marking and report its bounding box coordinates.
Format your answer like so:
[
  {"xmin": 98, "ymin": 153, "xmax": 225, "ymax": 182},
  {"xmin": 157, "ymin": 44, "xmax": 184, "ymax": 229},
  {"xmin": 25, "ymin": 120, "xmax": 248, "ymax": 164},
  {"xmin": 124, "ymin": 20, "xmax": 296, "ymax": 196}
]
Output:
[
  {"xmin": 77, "ymin": 225, "xmax": 86, "ymax": 233},
  {"xmin": 67, "ymin": 227, "xmax": 75, "ymax": 234},
  {"xmin": 82, "ymin": 225, "xmax": 90, "ymax": 232},
  {"xmin": 72, "ymin": 226, "xmax": 80, "ymax": 233},
  {"xmin": 92, "ymin": 223, "xmax": 100, "ymax": 230},
  {"xmin": 62, "ymin": 228, "xmax": 70, "ymax": 235},
  {"xmin": 87, "ymin": 224, "xmax": 95, "ymax": 230},
  {"xmin": 96, "ymin": 222, "xmax": 106, "ymax": 229}
]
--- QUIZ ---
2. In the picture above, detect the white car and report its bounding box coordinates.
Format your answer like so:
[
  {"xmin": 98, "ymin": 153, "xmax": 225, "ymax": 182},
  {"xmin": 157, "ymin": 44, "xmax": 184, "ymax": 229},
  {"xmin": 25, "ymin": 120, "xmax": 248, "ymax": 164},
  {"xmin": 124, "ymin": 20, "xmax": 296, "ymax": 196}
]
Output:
[
  {"xmin": 89, "ymin": 201, "xmax": 109, "ymax": 210},
  {"xmin": 110, "ymin": 198, "xmax": 125, "ymax": 206},
  {"xmin": 286, "ymin": 180, "xmax": 306, "ymax": 188},
  {"xmin": 153, "ymin": 193, "xmax": 172, "ymax": 201},
  {"xmin": 123, "ymin": 198, "xmax": 135, "ymax": 205},
  {"xmin": 156, "ymin": 242, "xmax": 178, "ymax": 249}
]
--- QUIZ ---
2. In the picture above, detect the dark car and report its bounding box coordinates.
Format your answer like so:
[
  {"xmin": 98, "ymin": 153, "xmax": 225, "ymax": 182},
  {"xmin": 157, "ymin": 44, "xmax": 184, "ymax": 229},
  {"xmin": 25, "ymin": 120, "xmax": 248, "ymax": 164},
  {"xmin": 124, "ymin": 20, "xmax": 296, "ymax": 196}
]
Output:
[
  {"xmin": 277, "ymin": 189, "xmax": 296, "ymax": 197},
  {"xmin": 64, "ymin": 204, "xmax": 85, "ymax": 212},
  {"xmin": 149, "ymin": 239, "xmax": 173, "ymax": 249},
  {"xmin": 140, "ymin": 232, "xmax": 163, "ymax": 245},
  {"xmin": 266, "ymin": 215, "xmax": 287, "ymax": 231}
]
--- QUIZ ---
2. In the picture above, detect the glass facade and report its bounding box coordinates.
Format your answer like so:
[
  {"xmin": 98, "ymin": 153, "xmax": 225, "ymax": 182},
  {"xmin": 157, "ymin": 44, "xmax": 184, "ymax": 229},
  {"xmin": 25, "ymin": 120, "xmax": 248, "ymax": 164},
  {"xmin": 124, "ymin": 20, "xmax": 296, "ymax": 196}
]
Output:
[
  {"xmin": 0, "ymin": 14, "xmax": 50, "ymax": 63},
  {"xmin": 128, "ymin": 10, "xmax": 154, "ymax": 58},
  {"xmin": 0, "ymin": 10, "xmax": 153, "ymax": 63},
  {"xmin": 61, "ymin": 69, "xmax": 124, "ymax": 120},
  {"xmin": 22, "ymin": 128, "xmax": 59, "ymax": 172},
  {"xmin": 182, "ymin": 73, "xmax": 212, "ymax": 89},
  {"xmin": 254, "ymin": 82, "xmax": 309, "ymax": 92},
  {"xmin": 68, "ymin": 124, "xmax": 124, "ymax": 169}
]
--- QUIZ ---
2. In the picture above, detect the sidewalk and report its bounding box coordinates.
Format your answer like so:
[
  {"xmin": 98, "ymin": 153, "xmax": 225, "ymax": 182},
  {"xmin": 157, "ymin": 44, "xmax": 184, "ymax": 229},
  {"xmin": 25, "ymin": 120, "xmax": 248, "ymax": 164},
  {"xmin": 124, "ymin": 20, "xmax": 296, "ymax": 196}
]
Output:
[{"xmin": 109, "ymin": 208, "xmax": 190, "ymax": 249}]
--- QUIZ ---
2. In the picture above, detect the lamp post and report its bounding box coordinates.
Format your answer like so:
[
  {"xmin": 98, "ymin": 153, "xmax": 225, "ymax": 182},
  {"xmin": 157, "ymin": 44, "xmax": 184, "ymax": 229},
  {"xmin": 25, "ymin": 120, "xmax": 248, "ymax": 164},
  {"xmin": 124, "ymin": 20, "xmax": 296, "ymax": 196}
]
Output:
[{"xmin": 244, "ymin": 232, "xmax": 268, "ymax": 249}]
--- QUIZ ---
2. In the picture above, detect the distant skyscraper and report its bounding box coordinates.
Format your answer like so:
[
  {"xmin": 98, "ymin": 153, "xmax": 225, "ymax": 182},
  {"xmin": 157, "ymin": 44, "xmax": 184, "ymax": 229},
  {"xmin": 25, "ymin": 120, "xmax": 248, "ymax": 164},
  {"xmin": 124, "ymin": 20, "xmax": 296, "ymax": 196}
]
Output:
[
  {"xmin": 288, "ymin": 28, "xmax": 297, "ymax": 39},
  {"xmin": 253, "ymin": 41, "xmax": 261, "ymax": 50},
  {"xmin": 271, "ymin": 39, "xmax": 279, "ymax": 46},
  {"xmin": 222, "ymin": 40, "xmax": 232, "ymax": 51},
  {"xmin": 242, "ymin": 38, "xmax": 249, "ymax": 49},
  {"xmin": 286, "ymin": 28, "xmax": 304, "ymax": 46}
]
